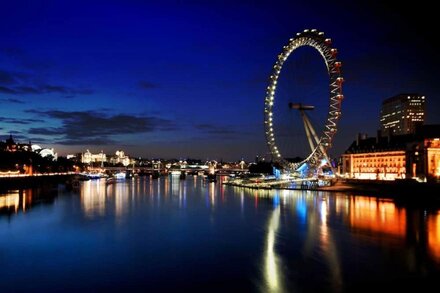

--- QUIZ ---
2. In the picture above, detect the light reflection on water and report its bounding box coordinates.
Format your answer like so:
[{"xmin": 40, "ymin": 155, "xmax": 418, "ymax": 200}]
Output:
[
  {"xmin": 264, "ymin": 203, "xmax": 283, "ymax": 292},
  {"xmin": 1, "ymin": 176, "xmax": 440, "ymax": 291}
]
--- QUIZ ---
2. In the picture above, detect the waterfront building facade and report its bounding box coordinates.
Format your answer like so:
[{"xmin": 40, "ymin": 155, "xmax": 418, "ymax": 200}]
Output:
[
  {"xmin": 342, "ymin": 150, "xmax": 406, "ymax": 180},
  {"xmin": 342, "ymin": 125, "xmax": 440, "ymax": 181}
]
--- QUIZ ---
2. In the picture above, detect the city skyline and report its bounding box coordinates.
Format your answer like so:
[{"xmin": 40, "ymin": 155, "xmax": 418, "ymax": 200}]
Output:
[{"xmin": 1, "ymin": 1, "xmax": 439, "ymax": 161}]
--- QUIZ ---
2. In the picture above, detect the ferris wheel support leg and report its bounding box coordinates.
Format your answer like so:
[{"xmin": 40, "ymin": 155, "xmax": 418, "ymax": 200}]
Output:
[
  {"xmin": 300, "ymin": 110, "xmax": 316, "ymax": 154},
  {"xmin": 303, "ymin": 113, "xmax": 333, "ymax": 171}
]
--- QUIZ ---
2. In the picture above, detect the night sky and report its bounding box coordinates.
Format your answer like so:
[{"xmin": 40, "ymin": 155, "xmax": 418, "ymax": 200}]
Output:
[{"xmin": 1, "ymin": 0, "xmax": 438, "ymax": 161}]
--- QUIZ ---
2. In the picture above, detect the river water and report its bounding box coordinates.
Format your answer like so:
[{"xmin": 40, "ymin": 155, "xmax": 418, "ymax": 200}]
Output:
[{"xmin": 1, "ymin": 175, "xmax": 439, "ymax": 292}]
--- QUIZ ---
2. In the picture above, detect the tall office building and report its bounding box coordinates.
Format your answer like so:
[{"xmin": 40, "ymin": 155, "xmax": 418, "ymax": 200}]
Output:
[{"xmin": 380, "ymin": 94, "xmax": 425, "ymax": 136}]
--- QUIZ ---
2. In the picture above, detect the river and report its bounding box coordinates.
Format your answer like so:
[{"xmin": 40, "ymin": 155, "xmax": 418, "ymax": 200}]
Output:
[{"xmin": 1, "ymin": 175, "xmax": 439, "ymax": 292}]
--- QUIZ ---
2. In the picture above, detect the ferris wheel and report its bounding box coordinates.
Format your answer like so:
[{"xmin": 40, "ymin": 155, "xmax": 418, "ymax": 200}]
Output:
[{"xmin": 264, "ymin": 29, "xmax": 344, "ymax": 171}]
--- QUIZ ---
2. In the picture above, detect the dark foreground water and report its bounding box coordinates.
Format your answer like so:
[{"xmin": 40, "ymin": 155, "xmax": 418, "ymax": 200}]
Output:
[{"xmin": 1, "ymin": 176, "xmax": 440, "ymax": 292}]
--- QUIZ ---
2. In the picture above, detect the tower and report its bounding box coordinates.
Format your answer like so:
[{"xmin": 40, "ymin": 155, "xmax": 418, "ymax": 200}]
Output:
[{"xmin": 380, "ymin": 94, "xmax": 425, "ymax": 136}]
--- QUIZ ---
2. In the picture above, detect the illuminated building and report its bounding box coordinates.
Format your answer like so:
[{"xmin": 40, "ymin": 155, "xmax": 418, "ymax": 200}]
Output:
[
  {"xmin": 380, "ymin": 94, "xmax": 425, "ymax": 136},
  {"xmin": 81, "ymin": 150, "xmax": 107, "ymax": 164},
  {"xmin": 109, "ymin": 150, "xmax": 132, "ymax": 166},
  {"xmin": 341, "ymin": 133, "xmax": 407, "ymax": 180},
  {"xmin": 32, "ymin": 144, "xmax": 58, "ymax": 160},
  {"xmin": 1, "ymin": 135, "xmax": 57, "ymax": 161},
  {"xmin": 425, "ymin": 130, "xmax": 440, "ymax": 180},
  {"xmin": 342, "ymin": 125, "xmax": 440, "ymax": 181},
  {"xmin": 0, "ymin": 134, "xmax": 32, "ymax": 152}
]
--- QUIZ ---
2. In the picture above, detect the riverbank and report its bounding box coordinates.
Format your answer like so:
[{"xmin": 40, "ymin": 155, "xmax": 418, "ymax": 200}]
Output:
[{"xmin": 0, "ymin": 173, "xmax": 76, "ymax": 191}]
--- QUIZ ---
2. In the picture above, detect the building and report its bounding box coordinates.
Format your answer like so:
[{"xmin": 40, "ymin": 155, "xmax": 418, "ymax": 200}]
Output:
[
  {"xmin": 109, "ymin": 150, "xmax": 132, "ymax": 166},
  {"xmin": 31, "ymin": 144, "xmax": 57, "ymax": 160},
  {"xmin": 341, "ymin": 125, "xmax": 440, "ymax": 181},
  {"xmin": 341, "ymin": 134, "xmax": 406, "ymax": 180},
  {"xmin": 81, "ymin": 150, "xmax": 107, "ymax": 164},
  {"xmin": 0, "ymin": 135, "xmax": 32, "ymax": 152},
  {"xmin": 380, "ymin": 94, "xmax": 425, "ymax": 136}
]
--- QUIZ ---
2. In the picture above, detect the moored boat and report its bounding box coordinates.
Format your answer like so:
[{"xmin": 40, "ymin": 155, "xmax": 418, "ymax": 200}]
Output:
[{"xmin": 115, "ymin": 171, "xmax": 126, "ymax": 180}]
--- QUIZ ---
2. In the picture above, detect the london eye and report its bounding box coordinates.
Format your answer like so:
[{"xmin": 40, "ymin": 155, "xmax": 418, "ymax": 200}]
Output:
[{"xmin": 264, "ymin": 29, "xmax": 344, "ymax": 173}]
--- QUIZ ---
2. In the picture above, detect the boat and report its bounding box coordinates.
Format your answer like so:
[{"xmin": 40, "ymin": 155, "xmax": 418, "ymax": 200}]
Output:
[
  {"xmin": 82, "ymin": 172, "xmax": 107, "ymax": 180},
  {"xmin": 179, "ymin": 171, "xmax": 186, "ymax": 180},
  {"xmin": 115, "ymin": 171, "xmax": 126, "ymax": 180}
]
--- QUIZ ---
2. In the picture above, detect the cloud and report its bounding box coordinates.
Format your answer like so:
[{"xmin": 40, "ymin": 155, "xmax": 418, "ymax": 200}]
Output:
[
  {"xmin": 0, "ymin": 116, "xmax": 44, "ymax": 124},
  {"xmin": 26, "ymin": 109, "xmax": 177, "ymax": 145},
  {"xmin": 139, "ymin": 80, "xmax": 159, "ymax": 89},
  {"xmin": 0, "ymin": 133, "xmax": 48, "ymax": 144},
  {"xmin": 55, "ymin": 137, "xmax": 116, "ymax": 146},
  {"xmin": 0, "ymin": 68, "xmax": 94, "ymax": 95},
  {"xmin": 0, "ymin": 132, "xmax": 28, "ymax": 142},
  {"xmin": 26, "ymin": 127, "xmax": 64, "ymax": 135},
  {"xmin": 0, "ymin": 98, "xmax": 24, "ymax": 104}
]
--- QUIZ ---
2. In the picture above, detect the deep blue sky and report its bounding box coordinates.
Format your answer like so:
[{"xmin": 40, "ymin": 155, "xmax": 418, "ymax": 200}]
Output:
[{"xmin": 1, "ymin": 0, "xmax": 438, "ymax": 161}]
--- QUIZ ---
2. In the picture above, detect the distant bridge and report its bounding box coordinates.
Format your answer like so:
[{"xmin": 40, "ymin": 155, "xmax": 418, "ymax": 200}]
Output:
[{"xmin": 88, "ymin": 166, "xmax": 248, "ymax": 175}]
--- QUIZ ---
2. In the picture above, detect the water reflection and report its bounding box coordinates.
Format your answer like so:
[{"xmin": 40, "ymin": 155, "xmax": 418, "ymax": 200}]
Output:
[
  {"xmin": 209, "ymin": 182, "xmax": 216, "ymax": 207},
  {"xmin": 0, "ymin": 190, "xmax": 20, "ymax": 214},
  {"xmin": 348, "ymin": 196, "xmax": 406, "ymax": 237},
  {"xmin": 80, "ymin": 178, "xmax": 137, "ymax": 222},
  {"xmin": 243, "ymin": 187, "xmax": 440, "ymax": 291},
  {"xmin": 428, "ymin": 211, "xmax": 440, "ymax": 262},
  {"xmin": 81, "ymin": 180, "xmax": 106, "ymax": 218},
  {"xmin": 179, "ymin": 180, "xmax": 187, "ymax": 209},
  {"xmin": 0, "ymin": 188, "xmax": 55, "ymax": 218},
  {"xmin": 2, "ymin": 177, "xmax": 440, "ymax": 291},
  {"xmin": 318, "ymin": 198, "xmax": 342, "ymax": 291},
  {"xmin": 263, "ymin": 202, "xmax": 283, "ymax": 292}
]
